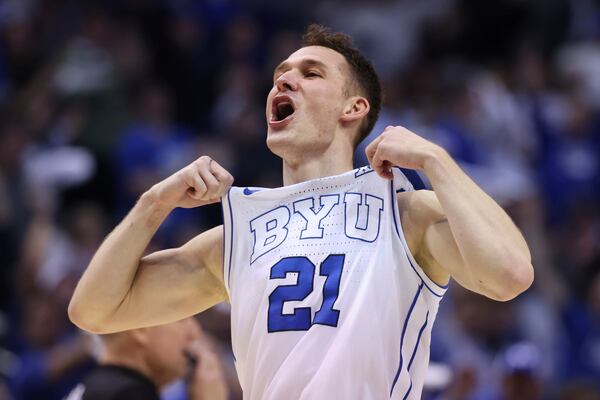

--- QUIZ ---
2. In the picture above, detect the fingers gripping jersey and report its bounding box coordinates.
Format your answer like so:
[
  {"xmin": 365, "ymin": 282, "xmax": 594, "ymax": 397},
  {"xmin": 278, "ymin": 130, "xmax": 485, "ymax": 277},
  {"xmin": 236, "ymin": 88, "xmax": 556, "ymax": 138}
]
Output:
[{"xmin": 221, "ymin": 167, "xmax": 447, "ymax": 400}]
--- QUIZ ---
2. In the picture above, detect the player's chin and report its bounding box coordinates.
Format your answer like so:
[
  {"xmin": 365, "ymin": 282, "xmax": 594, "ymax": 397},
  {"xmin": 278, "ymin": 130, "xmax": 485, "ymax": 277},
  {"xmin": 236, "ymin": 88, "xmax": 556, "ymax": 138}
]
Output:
[{"xmin": 266, "ymin": 131, "xmax": 292, "ymax": 157}]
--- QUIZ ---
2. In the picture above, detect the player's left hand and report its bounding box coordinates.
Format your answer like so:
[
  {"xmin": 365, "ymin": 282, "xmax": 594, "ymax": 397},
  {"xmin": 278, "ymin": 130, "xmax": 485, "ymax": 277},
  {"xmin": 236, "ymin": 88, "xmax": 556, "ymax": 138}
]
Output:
[{"xmin": 365, "ymin": 125, "xmax": 443, "ymax": 179}]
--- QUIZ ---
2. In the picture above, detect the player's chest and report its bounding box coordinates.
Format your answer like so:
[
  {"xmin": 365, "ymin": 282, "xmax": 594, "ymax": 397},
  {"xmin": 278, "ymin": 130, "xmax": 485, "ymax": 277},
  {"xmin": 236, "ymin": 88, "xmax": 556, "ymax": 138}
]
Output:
[{"xmin": 246, "ymin": 191, "xmax": 387, "ymax": 265}]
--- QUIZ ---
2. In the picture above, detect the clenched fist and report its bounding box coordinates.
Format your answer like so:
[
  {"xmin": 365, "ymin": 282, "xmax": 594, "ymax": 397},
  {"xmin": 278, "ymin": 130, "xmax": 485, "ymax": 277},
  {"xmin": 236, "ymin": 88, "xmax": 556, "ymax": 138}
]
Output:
[
  {"xmin": 148, "ymin": 156, "xmax": 234, "ymax": 209},
  {"xmin": 365, "ymin": 126, "xmax": 444, "ymax": 179}
]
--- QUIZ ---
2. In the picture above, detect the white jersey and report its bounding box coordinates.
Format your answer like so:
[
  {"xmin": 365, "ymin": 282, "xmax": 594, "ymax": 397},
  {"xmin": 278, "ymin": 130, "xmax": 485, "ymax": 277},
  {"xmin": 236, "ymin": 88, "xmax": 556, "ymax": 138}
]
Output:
[{"xmin": 221, "ymin": 166, "xmax": 447, "ymax": 400}]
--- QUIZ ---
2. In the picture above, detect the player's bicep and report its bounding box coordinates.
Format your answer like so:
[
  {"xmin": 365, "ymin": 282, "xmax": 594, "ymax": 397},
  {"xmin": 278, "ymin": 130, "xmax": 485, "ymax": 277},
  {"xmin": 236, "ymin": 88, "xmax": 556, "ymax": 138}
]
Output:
[
  {"xmin": 112, "ymin": 226, "xmax": 226, "ymax": 330},
  {"xmin": 177, "ymin": 225, "xmax": 228, "ymax": 299}
]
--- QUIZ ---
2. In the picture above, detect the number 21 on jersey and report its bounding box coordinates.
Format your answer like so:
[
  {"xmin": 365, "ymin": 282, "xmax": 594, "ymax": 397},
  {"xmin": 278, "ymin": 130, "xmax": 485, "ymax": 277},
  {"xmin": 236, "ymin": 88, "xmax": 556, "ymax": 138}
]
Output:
[{"xmin": 267, "ymin": 254, "xmax": 345, "ymax": 333}]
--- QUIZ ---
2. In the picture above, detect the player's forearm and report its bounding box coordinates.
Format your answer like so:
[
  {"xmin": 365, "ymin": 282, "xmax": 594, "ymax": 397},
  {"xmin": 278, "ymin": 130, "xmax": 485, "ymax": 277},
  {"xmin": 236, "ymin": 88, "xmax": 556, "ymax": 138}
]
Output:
[
  {"xmin": 68, "ymin": 189, "xmax": 172, "ymax": 332},
  {"xmin": 423, "ymin": 149, "xmax": 533, "ymax": 300}
]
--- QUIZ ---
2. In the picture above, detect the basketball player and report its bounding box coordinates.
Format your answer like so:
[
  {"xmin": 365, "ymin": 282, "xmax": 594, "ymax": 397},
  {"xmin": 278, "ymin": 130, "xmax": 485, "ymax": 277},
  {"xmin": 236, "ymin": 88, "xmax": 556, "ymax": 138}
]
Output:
[{"xmin": 69, "ymin": 25, "xmax": 533, "ymax": 399}]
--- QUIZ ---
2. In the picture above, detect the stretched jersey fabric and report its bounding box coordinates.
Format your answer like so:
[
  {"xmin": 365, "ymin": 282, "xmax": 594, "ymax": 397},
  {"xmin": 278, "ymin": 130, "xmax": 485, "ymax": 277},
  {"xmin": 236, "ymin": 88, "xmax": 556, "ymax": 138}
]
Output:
[{"xmin": 221, "ymin": 166, "xmax": 447, "ymax": 400}]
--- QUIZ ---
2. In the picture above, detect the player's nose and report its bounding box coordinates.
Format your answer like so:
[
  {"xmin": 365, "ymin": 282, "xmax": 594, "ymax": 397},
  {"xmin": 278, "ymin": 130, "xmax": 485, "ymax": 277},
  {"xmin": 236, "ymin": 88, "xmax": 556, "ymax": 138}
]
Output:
[{"xmin": 276, "ymin": 72, "xmax": 298, "ymax": 92}]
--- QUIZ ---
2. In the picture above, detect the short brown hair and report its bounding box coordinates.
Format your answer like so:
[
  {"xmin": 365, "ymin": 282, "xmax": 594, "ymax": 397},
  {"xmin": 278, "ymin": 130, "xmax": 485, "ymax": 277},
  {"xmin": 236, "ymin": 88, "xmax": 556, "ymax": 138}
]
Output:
[{"xmin": 301, "ymin": 24, "xmax": 382, "ymax": 146}]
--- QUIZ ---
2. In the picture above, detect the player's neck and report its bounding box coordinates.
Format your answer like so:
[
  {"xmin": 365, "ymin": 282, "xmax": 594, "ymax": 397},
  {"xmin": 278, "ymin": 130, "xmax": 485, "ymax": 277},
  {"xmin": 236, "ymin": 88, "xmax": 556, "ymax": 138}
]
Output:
[{"xmin": 282, "ymin": 156, "xmax": 354, "ymax": 186}]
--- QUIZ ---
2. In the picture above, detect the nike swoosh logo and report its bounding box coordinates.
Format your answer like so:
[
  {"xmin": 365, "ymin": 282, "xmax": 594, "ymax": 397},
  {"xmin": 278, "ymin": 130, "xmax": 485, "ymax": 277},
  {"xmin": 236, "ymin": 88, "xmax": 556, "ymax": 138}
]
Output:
[{"xmin": 243, "ymin": 187, "xmax": 261, "ymax": 195}]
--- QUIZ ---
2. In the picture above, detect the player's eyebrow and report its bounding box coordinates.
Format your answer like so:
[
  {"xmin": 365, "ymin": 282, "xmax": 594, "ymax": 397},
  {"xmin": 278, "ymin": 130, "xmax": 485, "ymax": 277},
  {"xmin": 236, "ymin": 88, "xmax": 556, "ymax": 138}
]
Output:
[{"xmin": 273, "ymin": 58, "xmax": 328, "ymax": 80}]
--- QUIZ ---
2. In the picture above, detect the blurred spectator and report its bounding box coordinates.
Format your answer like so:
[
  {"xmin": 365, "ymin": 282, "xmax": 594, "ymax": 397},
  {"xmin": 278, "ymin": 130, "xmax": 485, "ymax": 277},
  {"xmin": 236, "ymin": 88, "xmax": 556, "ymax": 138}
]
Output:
[
  {"xmin": 536, "ymin": 83, "xmax": 600, "ymax": 221},
  {"xmin": 0, "ymin": 0, "xmax": 40, "ymax": 91},
  {"xmin": 64, "ymin": 317, "xmax": 228, "ymax": 400},
  {"xmin": 114, "ymin": 81, "xmax": 197, "ymax": 209},
  {"xmin": 211, "ymin": 62, "xmax": 280, "ymax": 187},
  {"xmin": 432, "ymin": 286, "xmax": 519, "ymax": 399},
  {"xmin": 162, "ymin": 13, "xmax": 215, "ymax": 128},
  {"xmin": 113, "ymin": 81, "xmax": 208, "ymax": 245},
  {"xmin": 431, "ymin": 286, "xmax": 564, "ymax": 399},
  {"xmin": 556, "ymin": 380, "xmax": 600, "ymax": 400},
  {"xmin": 0, "ymin": 116, "xmax": 31, "ymax": 312},
  {"xmin": 317, "ymin": 0, "xmax": 454, "ymax": 78},
  {"xmin": 495, "ymin": 342, "xmax": 543, "ymax": 400},
  {"xmin": 563, "ymin": 254, "xmax": 600, "ymax": 382},
  {"xmin": 0, "ymin": 45, "xmax": 8, "ymax": 104},
  {"xmin": 15, "ymin": 201, "xmax": 109, "ymax": 312},
  {"xmin": 8, "ymin": 290, "xmax": 94, "ymax": 400}
]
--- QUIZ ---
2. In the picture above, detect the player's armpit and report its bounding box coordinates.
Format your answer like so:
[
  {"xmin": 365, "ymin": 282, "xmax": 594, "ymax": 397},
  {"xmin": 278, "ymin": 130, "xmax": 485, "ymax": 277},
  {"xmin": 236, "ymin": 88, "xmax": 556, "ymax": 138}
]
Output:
[
  {"xmin": 397, "ymin": 190, "xmax": 451, "ymax": 288},
  {"xmin": 105, "ymin": 226, "xmax": 227, "ymax": 332},
  {"xmin": 399, "ymin": 189, "xmax": 494, "ymax": 293},
  {"xmin": 420, "ymin": 218, "xmax": 480, "ymax": 292},
  {"xmin": 398, "ymin": 189, "xmax": 491, "ymax": 292}
]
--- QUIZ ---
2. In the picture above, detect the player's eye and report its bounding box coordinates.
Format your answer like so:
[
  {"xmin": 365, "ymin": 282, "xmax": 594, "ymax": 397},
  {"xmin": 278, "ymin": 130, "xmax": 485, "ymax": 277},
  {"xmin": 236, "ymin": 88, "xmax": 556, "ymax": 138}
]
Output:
[{"xmin": 305, "ymin": 71, "xmax": 321, "ymax": 78}]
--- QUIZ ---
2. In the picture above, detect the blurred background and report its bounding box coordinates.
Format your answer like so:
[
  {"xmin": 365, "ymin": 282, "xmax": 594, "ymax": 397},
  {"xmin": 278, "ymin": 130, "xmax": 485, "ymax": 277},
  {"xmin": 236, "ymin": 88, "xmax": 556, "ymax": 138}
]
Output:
[{"xmin": 0, "ymin": 0, "xmax": 599, "ymax": 399}]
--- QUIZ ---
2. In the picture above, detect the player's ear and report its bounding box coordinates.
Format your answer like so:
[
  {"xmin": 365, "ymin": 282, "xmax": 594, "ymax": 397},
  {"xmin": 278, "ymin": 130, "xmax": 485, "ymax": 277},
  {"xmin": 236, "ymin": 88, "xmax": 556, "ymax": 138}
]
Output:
[{"xmin": 340, "ymin": 96, "xmax": 370, "ymax": 124}]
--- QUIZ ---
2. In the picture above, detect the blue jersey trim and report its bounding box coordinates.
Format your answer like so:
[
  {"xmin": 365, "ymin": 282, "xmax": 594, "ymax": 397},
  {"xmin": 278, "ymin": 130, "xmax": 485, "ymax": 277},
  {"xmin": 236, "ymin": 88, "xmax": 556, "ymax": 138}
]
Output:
[
  {"xmin": 402, "ymin": 311, "xmax": 430, "ymax": 400},
  {"xmin": 227, "ymin": 190, "xmax": 235, "ymax": 291},
  {"xmin": 401, "ymin": 381, "xmax": 413, "ymax": 400},
  {"xmin": 390, "ymin": 181, "xmax": 402, "ymax": 240},
  {"xmin": 408, "ymin": 311, "xmax": 429, "ymax": 371},
  {"xmin": 390, "ymin": 282, "xmax": 423, "ymax": 397},
  {"xmin": 403, "ymin": 254, "xmax": 447, "ymax": 298},
  {"xmin": 220, "ymin": 194, "xmax": 227, "ymax": 294},
  {"xmin": 396, "ymin": 167, "xmax": 425, "ymax": 190}
]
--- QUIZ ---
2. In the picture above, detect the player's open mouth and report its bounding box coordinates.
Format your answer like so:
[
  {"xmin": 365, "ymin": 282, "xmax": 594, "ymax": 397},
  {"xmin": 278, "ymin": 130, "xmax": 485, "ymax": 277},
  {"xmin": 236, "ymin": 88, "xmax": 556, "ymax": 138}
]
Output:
[{"xmin": 269, "ymin": 95, "xmax": 295, "ymax": 129}]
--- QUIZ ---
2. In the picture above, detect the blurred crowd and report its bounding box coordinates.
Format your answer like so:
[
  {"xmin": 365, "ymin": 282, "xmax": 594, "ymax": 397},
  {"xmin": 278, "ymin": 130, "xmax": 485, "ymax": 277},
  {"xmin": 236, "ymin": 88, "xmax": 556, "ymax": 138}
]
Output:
[{"xmin": 0, "ymin": 0, "xmax": 599, "ymax": 399}]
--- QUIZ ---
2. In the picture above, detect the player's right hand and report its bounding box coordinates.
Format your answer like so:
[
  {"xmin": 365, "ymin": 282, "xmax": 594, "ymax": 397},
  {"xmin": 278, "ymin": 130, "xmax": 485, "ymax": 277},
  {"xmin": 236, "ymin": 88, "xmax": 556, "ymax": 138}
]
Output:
[{"xmin": 149, "ymin": 156, "xmax": 234, "ymax": 209}]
